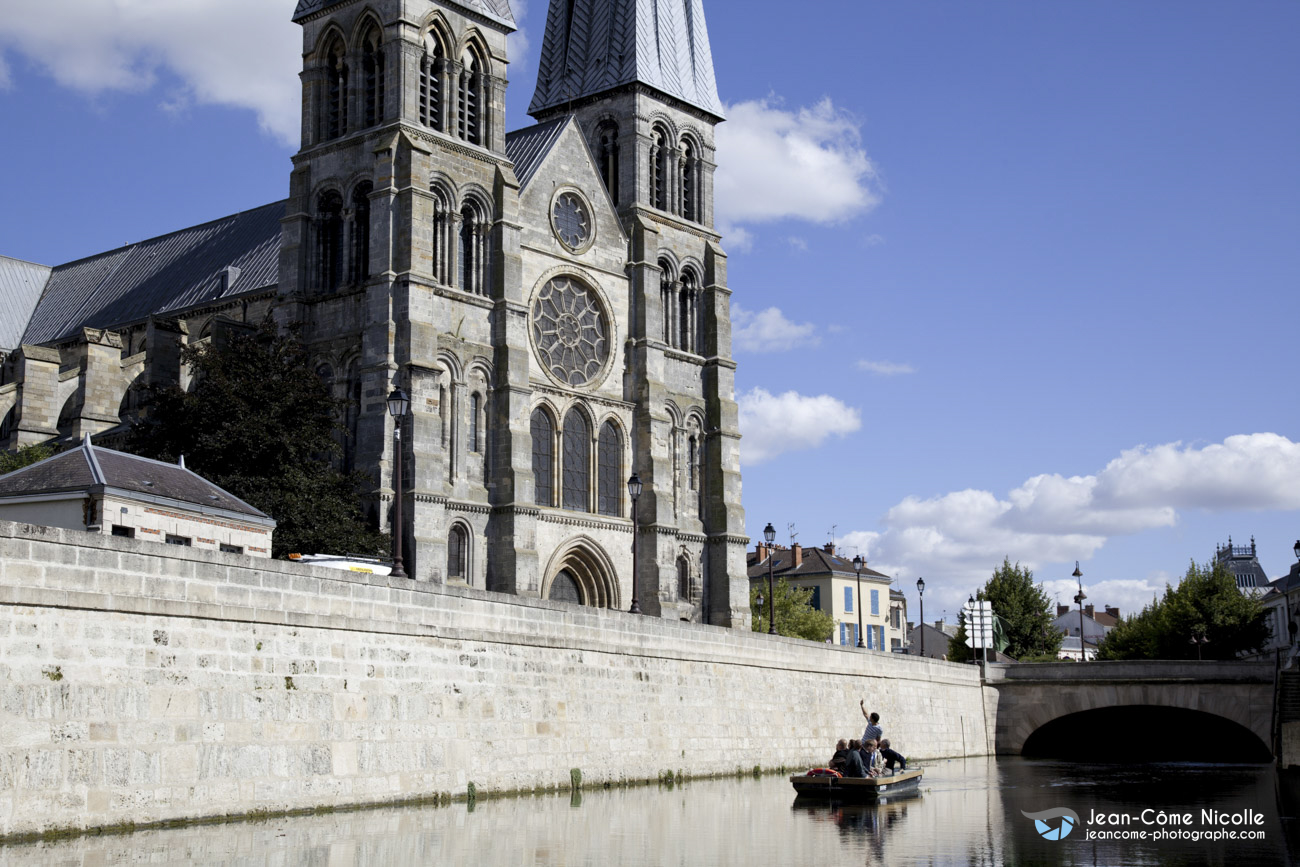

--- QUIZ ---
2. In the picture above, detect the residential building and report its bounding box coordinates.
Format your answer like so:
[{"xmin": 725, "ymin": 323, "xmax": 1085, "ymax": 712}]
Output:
[
  {"xmin": 0, "ymin": 435, "xmax": 275, "ymax": 556},
  {"xmin": 746, "ymin": 542, "xmax": 899, "ymax": 650},
  {"xmin": 907, "ymin": 620, "xmax": 956, "ymax": 659},
  {"xmin": 1052, "ymin": 603, "xmax": 1121, "ymax": 661}
]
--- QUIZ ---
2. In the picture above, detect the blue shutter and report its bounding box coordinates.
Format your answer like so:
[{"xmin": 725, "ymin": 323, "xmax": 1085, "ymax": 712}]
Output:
[
  {"xmin": 867, "ymin": 625, "xmax": 874, "ymax": 649},
  {"xmin": 839, "ymin": 623, "xmax": 846, "ymax": 645},
  {"xmin": 870, "ymin": 589, "xmax": 879, "ymax": 615},
  {"xmin": 853, "ymin": 624, "xmax": 859, "ymax": 646},
  {"xmin": 810, "ymin": 587, "xmax": 821, "ymax": 610},
  {"xmin": 844, "ymin": 586, "xmax": 853, "ymax": 612}
]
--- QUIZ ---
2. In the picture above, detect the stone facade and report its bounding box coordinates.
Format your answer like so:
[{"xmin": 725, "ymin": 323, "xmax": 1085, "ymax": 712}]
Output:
[
  {"xmin": 0, "ymin": 522, "xmax": 991, "ymax": 839},
  {"xmin": 0, "ymin": 0, "xmax": 749, "ymax": 627}
]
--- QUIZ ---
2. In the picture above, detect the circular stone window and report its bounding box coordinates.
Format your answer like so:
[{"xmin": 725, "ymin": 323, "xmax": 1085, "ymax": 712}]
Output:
[
  {"xmin": 552, "ymin": 191, "xmax": 592, "ymax": 251},
  {"xmin": 530, "ymin": 276, "xmax": 611, "ymax": 387}
]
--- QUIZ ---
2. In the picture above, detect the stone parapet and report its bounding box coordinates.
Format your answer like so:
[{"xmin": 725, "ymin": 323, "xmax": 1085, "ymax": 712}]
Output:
[{"xmin": 0, "ymin": 520, "xmax": 990, "ymax": 839}]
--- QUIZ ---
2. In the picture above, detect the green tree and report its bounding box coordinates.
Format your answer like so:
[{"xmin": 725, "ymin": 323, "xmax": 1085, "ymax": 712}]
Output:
[
  {"xmin": 0, "ymin": 442, "xmax": 58, "ymax": 476},
  {"xmin": 125, "ymin": 322, "xmax": 387, "ymax": 560},
  {"xmin": 1099, "ymin": 560, "xmax": 1269, "ymax": 660},
  {"xmin": 949, "ymin": 559, "xmax": 1062, "ymax": 662},
  {"xmin": 948, "ymin": 610, "xmax": 972, "ymax": 663},
  {"xmin": 750, "ymin": 579, "xmax": 835, "ymax": 642}
]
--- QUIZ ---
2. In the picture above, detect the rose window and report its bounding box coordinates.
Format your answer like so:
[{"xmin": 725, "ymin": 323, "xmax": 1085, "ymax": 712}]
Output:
[
  {"xmin": 552, "ymin": 192, "xmax": 591, "ymax": 250},
  {"xmin": 530, "ymin": 276, "xmax": 610, "ymax": 387}
]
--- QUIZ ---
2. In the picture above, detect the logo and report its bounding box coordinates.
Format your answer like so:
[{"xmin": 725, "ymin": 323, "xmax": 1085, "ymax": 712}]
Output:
[{"xmin": 1023, "ymin": 807, "xmax": 1081, "ymax": 841}]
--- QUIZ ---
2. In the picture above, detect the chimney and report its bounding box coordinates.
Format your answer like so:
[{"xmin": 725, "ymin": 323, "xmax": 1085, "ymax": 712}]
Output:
[
  {"xmin": 823, "ymin": 542, "xmax": 835, "ymax": 555},
  {"xmin": 934, "ymin": 619, "xmax": 944, "ymax": 630},
  {"xmin": 791, "ymin": 543, "xmax": 803, "ymax": 568},
  {"xmin": 755, "ymin": 542, "xmax": 767, "ymax": 562},
  {"xmin": 1105, "ymin": 606, "xmax": 1120, "ymax": 620},
  {"xmin": 1057, "ymin": 604, "xmax": 1070, "ymax": 617},
  {"xmin": 1084, "ymin": 604, "xmax": 1095, "ymax": 618}
]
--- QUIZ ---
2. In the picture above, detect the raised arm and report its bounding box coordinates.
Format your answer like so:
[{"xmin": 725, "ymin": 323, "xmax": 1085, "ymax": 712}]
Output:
[{"xmin": 860, "ymin": 699, "xmax": 869, "ymax": 721}]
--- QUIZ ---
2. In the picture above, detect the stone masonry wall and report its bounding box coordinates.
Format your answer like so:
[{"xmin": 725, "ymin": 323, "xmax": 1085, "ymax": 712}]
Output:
[{"xmin": 0, "ymin": 520, "xmax": 990, "ymax": 839}]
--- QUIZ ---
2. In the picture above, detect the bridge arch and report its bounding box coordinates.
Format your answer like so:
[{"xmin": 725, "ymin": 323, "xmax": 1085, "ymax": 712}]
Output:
[{"xmin": 1021, "ymin": 705, "xmax": 1270, "ymax": 762}]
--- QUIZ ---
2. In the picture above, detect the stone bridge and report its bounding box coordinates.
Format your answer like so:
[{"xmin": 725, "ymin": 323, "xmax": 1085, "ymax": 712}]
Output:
[{"xmin": 984, "ymin": 660, "xmax": 1276, "ymax": 761}]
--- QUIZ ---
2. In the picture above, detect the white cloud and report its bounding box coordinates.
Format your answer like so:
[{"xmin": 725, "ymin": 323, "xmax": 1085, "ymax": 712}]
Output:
[
  {"xmin": 507, "ymin": 0, "xmax": 530, "ymax": 66},
  {"xmin": 0, "ymin": 0, "xmax": 302, "ymax": 143},
  {"xmin": 857, "ymin": 360, "xmax": 915, "ymax": 376},
  {"xmin": 715, "ymin": 96, "xmax": 880, "ymax": 241},
  {"xmin": 0, "ymin": 54, "xmax": 11, "ymax": 90},
  {"xmin": 786, "ymin": 236, "xmax": 808, "ymax": 252},
  {"xmin": 862, "ymin": 233, "xmax": 885, "ymax": 247},
  {"xmin": 732, "ymin": 305, "xmax": 819, "ymax": 354},
  {"xmin": 738, "ymin": 387, "xmax": 860, "ymax": 464},
  {"xmin": 841, "ymin": 433, "xmax": 1300, "ymax": 620}
]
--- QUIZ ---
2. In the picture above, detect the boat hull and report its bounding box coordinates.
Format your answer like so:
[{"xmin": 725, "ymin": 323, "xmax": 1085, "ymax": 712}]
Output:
[{"xmin": 790, "ymin": 769, "xmax": 923, "ymax": 802}]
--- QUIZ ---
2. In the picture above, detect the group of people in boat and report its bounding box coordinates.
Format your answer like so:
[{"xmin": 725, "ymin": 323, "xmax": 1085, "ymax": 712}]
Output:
[{"xmin": 828, "ymin": 700, "xmax": 908, "ymax": 778}]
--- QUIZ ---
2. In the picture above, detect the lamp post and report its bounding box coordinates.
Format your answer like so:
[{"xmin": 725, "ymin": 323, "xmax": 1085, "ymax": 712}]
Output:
[
  {"xmin": 1190, "ymin": 633, "xmax": 1209, "ymax": 661},
  {"xmin": 627, "ymin": 473, "xmax": 642, "ymax": 614},
  {"xmin": 853, "ymin": 554, "xmax": 866, "ymax": 648},
  {"xmin": 386, "ymin": 387, "xmax": 410, "ymax": 579},
  {"xmin": 764, "ymin": 522, "xmax": 776, "ymax": 635},
  {"xmin": 1073, "ymin": 561, "xmax": 1086, "ymax": 661},
  {"xmin": 916, "ymin": 577, "xmax": 926, "ymax": 657}
]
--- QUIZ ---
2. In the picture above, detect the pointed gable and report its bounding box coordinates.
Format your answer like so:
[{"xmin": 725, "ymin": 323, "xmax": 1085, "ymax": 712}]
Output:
[
  {"xmin": 529, "ymin": 0, "xmax": 724, "ymax": 120},
  {"xmin": 293, "ymin": 0, "xmax": 515, "ymax": 28}
]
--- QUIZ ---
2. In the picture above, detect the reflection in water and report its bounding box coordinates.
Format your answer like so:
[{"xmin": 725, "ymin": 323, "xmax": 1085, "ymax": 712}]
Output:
[{"xmin": 0, "ymin": 758, "xmax": 1294, "ymax": 865}]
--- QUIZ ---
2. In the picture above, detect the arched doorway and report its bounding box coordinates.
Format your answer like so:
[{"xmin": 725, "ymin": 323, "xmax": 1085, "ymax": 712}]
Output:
[{"xmin": 543, "ymin": 539, "xmax": 619, "ymax": 608}]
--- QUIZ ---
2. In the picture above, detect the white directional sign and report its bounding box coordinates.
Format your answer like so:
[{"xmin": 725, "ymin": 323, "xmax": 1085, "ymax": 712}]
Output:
[{"xmin": 964, "ymin": 600, "xmax": 994, "ymax": 650}]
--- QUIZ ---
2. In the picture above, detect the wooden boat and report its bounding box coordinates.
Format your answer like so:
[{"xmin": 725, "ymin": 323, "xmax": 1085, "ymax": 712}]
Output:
[{"xmin": 789, "ymin": 768, "xmax": 923, "ymax": 801}]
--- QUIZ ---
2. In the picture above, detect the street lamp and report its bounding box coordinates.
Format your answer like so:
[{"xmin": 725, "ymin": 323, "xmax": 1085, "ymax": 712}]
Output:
[
  {"xmin": 1073, "ymin": 561, "xmax": 1086, "ymax": 660},
  {"xmin": 916, "ymin": 577, "xmax": 926, "ymax": 657},
  {"xmin": 764, "ymin": 522, "xmax": 776, "ymax": 635},
  {"xmin": 385, "ymin": 387, "xmax": 410, "ymax": 579},
  {"xmin": 627, "ymin": 473, "xmax": 642, "ymax": 614},
  {"xmin": 1190, "ymin": 633, "xmax": 1209, "ymax": 661},
  {"xmin": 853, "ymin": 554, "xmax": 866, "ymax": 648}
]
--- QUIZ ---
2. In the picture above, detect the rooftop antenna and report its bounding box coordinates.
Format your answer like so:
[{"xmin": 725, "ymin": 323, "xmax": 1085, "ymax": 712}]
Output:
[
  {"xmin": 829, "ymin": 524, "xmax": 837, "ymax": 549},
  {"xmin": 787, "ymin": 523, "xmax": 798, "ymax": 548}
]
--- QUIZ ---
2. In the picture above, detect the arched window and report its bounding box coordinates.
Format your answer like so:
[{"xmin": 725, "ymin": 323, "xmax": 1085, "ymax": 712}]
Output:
[
  {"xmin": 459, "ymin": 202, "xmax": 490, "ymax": 295},
  {"xmin": 677, "ymin": 556, "xmax": 690, "ymax": 599},
  {"xmin": 531, "ymin": 408, "xmax": 555, "ymax": 507},
  {"xmin": 469, "ymin": 392, "xmax": 481, "ymax": 453},
  {"xmin": 597, "ymin": 421, "xmax": 621, "ymax": 516},
  {"xmin": 459, "ymin": 48, "xmax": 481, "ymax": 145},
  {"xmin": 688, "ymin": 435, "xmax": 698, "ymax": 490},
  {"xmin": 680, "ymin": 269, "xmax": 700, "ymax": 354},
  {"xmin": 658, "ymin": 258, "xmax": 675, "ymax": 346},
  {"xmin": 447, "ymin": 524, "xmax": 467, "ymax": 581},
  {"xmin": 317, "ymin": 191, "xmax": 344, "ymax": 293},
  {"xmin": 597, "ymin": 121, "xmax": 619, "ymax": 201},
  {"xmin": 549, "ymin": 568, "xmax": 581, "ymax": 603},
  {"xmin": 562, "ymin": 409, "xmax": 590, "ymax": 512},
  {"xmin": 324, "ymin": 39, "xmax": 348, "ymax": 140},
  {"xmin": 351, "ymin": 182, "xmax": 372, "ymax": 285},
  {"xmin": 680, "ymin": 139, "xmax": 696, "ymax": 221},
  {"xmin": 650, "ymin": 126, "xmax": 668, "ymax": 210},
  {"xmin": 431, "ymin": 185, "xmax": 452, "ymax": 285},
  {"xmin": 361, "ymin": 23, "xmax": 385, "ymax": 127},
  {"xmin": 420, "ymin": 34, "xmax": 445, "ymax": 130}
]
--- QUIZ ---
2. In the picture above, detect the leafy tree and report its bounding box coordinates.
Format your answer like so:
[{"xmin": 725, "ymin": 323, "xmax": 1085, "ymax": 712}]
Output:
[
  {"xmin": 949, "ymin": 559, "xmax": 1062, "ymax": 662},
  {"xmin": 0, "ymin": 442, "xmax": 58, "ymax": 476},
  {"xmin": 750, "ymin": 579, "xmax": 835, "ymax": 642},
  {"xmin": 125, "ymin": 322, "xmax": 387, "ymax": 559},
  {"xmin": 1099, "ymin": 560, "xmax": 1269, "ymax": 660}
]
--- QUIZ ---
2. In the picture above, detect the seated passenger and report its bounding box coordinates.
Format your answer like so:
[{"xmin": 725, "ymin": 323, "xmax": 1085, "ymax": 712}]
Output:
[
  {"xmin": 829, "ymin": 738, "xmax": 851, "ymax": 773},
  {"xmin": 880, "ymin": 738, "xmax": 907, "ymax": 772},
  {"xmin": 842, "ymin": 739, "xmax": 867, "ymax": 778},
  {"xmin": 860, "ymin": 738, "xmax": 886, "ymax": 777}
]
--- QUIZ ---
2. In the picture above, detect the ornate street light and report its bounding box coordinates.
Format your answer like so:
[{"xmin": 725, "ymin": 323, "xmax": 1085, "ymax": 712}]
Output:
[
  {"xmin": 1073, "ymin": 561, "xmax": 1087, "ymax": 661},
  {"xmin": 764, "ymin": 522, "xmax": 777, "ymax": 635},
  {"xmin": 853, "ymin": 554, "xmax": 866, "ymax": 648},
  {"xmin": 627, "ymin": 473, "xmax": 643, "ymax": 614},
  {"xmin": 916, "ymin": 577, "xmax": 926, "ymax": 657},
  {"xmin": 386, "ymin": 387, "xmax": 410, "ymax": 579},
  {"xmin": 1293, "ymin": 540, "xmax": 1300, "ymax": 562},
  {"xmin": 1190, "ymin": 633, "xmax": 1209, "ymax": 661}
]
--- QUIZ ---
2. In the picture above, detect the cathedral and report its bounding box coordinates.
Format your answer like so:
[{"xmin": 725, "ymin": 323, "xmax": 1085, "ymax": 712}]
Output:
[{"xmin": 0, "ymin": 0, "xmax": 749, "ymax": 626}]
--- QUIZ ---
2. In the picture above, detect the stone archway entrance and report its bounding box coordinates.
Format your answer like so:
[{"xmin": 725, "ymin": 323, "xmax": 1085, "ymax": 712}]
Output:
[{"xmin": 543, "ymin": 539, "xmax": 619, "ymax": 608}]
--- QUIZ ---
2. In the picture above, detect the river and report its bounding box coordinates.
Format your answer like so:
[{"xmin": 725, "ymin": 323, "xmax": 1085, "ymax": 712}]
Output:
[{"xmin": 2, "ymin": 758, "xmax": 1296, "ymax": 865}]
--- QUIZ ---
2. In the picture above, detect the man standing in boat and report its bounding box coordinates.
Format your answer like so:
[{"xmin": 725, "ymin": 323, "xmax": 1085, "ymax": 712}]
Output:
[{"xmin": 860, "ymin": 700, "xmax": 883, "ymax": 743}]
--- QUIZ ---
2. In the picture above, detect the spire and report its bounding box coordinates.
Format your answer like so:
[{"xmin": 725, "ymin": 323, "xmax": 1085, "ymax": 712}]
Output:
[{"xmin": 529, "ymin": 0, "xmax": 724, "ymax": 120}]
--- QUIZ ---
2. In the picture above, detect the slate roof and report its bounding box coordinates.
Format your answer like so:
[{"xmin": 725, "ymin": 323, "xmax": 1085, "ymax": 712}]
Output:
[
  {"xmin": 292, "ymin": 0, "xmax": 515, "ymax": 28},
  {"xmin": 505, "ymin": 117, "xmax": 571, "ymax": 191},
  {"xmin": 0, "ymin": 436, "xmax": 272, "ymax": 522},
  {"xmin": 21, "ymin": 202, "xmax": 284, "ymax": 346},
  {"xmin": 0, "ymin": 256, "xmax": 51, "ymax": 353},
  {"xmin": 529, "ymin": 0, "xmax": 724, "ymax": 120},
  {"xmin": 746, "ymin": 546, "xmax": 891, "ymax": 582}
]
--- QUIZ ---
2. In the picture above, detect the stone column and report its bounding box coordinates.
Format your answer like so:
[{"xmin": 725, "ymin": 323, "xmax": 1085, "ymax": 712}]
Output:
[
  {"xmin": 71, "ymin": 329, "xmax": 126, "ymax": 441},
  {"xmin": 12, "ymin": 345, "xmax": 60, "ymax": 447}
]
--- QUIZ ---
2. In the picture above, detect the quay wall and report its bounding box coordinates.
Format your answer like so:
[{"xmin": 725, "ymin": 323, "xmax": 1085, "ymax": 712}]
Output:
[{"xmin": 0, "ymin": 521, "xmax": 991, "ymax": 838}]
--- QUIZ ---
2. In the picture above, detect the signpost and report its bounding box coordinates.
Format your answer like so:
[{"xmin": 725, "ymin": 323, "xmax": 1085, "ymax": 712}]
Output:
[{"xmin": 964, "ymin": 598, "xmax": 994, "ymax": 665}]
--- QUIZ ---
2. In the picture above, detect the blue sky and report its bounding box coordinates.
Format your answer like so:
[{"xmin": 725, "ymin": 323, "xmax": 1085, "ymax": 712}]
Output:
[{"xmin": 2, "ymin": 0, "xmax": 1297, "ymax": 622}]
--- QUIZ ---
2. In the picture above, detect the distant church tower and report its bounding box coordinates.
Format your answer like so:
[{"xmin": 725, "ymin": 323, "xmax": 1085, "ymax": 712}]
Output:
[{"xmin": 278, "ymin": 0, "xmax": 748, "ymax": 626}]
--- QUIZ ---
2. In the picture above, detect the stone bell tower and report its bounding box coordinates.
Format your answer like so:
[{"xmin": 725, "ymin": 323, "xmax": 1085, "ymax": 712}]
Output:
[{"xmin": 528, "ymin": 0, "xmax": 748, "ymax": 626}]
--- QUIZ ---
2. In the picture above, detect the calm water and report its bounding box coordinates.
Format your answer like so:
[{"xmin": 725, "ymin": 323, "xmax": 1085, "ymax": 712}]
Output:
[{"xmin": 2, "ymin": 758, "xmax": 1296, "ymax": 865}]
